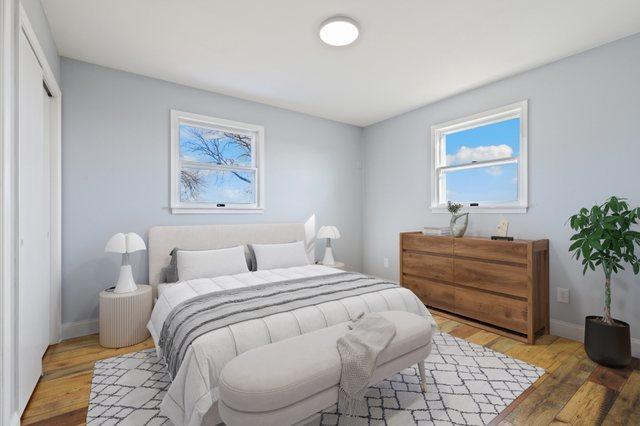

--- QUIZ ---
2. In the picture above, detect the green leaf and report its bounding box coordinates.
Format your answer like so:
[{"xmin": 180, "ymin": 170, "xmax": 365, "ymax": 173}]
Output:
[
  {"xmin": 569, "ymin": 240, "xmax": 582, "ymax": 251},
  {"xmin": 569, "ymin": 196, "xmax": 640, "ymax": 276},
  {"xmin": 589, "ymin": 237, "xmax": 603, "ymax": 250},
  {"xmin": 610, "ymin": 197, "xmax": 620, "ymax": 212}
]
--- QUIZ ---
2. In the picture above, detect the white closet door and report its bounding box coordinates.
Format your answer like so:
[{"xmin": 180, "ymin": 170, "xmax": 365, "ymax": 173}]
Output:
[{"xmin": 18, "ymin": 30, "xmax": 51, "ymax": 414}]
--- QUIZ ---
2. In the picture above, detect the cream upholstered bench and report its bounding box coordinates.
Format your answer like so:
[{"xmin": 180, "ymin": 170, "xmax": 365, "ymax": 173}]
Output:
[{"xmin": 218, "ymin": 311, "xmax": 435, "ymax": 426}]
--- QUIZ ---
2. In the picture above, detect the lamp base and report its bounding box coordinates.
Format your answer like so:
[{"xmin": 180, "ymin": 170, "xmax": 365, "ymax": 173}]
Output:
[
  {"xmin": 114, "ymin": 264, "xmax": 137, "ymax": 293},
  {"xmin": 321, "ymin": 245, "xmax": 336, "ymax": 266}
]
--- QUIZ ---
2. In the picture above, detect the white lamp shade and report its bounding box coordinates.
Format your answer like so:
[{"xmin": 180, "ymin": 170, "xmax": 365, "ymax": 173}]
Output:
[
  {"xmin": 317, "ymin": 226, "xmax": 341, "ymax": 240},
  {"xmin": 126, "ymin": 233, "xmax": 146, "ymax": 253},
  {"xmin": 105, "ymin": 232, "xmax": 146, "ymax": 253}
]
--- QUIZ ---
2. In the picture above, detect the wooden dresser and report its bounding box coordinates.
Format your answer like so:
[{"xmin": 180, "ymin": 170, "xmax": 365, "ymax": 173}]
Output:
[{"xmin": 400, "ymin": 233, "xmax": 549, "ymax": 343}]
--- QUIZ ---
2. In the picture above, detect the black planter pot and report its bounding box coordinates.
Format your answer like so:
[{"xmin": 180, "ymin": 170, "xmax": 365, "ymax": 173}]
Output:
[{"xmin": 584, "ymin": 315, "xmax": 631, "ymax": 368}]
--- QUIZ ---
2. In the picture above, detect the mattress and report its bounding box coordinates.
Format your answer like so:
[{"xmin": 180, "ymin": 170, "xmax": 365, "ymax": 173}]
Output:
[{"xmin": 147, "ymin": 265, "xmax": 434, "ymax": 426}]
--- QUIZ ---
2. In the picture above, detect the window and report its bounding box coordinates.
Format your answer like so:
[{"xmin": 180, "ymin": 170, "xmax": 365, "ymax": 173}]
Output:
[
  {"xmin": 430, "ymin": 101, "xmax": 528, "ymax": 213},
  {"xmin": 171, "ymin": 110, "xmax": 264, "ymax": 213}
]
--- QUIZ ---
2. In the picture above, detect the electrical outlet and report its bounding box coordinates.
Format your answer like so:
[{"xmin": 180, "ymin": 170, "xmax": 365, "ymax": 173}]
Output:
[
  {"xmin": 557, "ymin": 288, "xmax": 570, "ymax": 304},
  {"xmin": 383, "ymin": 257, "xmax": 389, "ymax": 268}
]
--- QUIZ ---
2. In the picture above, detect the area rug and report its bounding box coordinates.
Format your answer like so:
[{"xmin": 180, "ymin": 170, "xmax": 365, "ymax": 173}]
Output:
[{"xmin": 87, "ymin": 332, "xmax": 544, "ymax": 425}]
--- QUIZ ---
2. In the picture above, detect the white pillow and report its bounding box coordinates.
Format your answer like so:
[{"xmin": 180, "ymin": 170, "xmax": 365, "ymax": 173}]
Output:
[
  {"xmin": 250, "ymin": 241, "xmax": 310, "ymax": 270},
  {"xmin": 177, "ymin": 245, "xmax": 249, "ymax": 281}
]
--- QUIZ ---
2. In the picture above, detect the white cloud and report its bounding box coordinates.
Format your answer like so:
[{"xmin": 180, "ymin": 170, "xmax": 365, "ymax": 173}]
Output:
[
  {"xmin": 222, "ymin": 188, "xmax": 251, "ymax": 200},
  {"xmin": 222, "ymin": 188, "xmax": 244, "ymax": 198},
  {"xmin": 485, "ymin": 166, "xmax": 504, "ymax": 176},
  {"xmin": 447, "ymin": 144, "xmax": 513, "ymax": 165}
]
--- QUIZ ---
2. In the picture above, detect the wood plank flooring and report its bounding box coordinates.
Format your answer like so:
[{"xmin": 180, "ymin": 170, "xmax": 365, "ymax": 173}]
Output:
[{"xmin": 21, "ymin": 315, "xmax": 639, "ymax": 425}]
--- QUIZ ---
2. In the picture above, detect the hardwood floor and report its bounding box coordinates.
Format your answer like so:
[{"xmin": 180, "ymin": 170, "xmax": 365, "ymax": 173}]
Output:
[{"xmin": 21, "ymin": 314, "xmax": 639, "ymax": 425}]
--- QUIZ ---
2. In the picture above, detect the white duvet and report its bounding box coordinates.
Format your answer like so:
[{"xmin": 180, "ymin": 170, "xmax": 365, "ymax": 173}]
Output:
[{"xmin": 148, "ymin": 265, "xmax": 434, "ymax": 426}]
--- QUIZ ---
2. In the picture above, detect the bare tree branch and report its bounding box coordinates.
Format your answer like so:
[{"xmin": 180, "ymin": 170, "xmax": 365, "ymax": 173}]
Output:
[
  {"xmin": 180, "ymin": 169, "xmax": 205, "ymax": 200},
  {"xmin": 184, "ymin": 128, "xmax": 252, "ymax": 173}
]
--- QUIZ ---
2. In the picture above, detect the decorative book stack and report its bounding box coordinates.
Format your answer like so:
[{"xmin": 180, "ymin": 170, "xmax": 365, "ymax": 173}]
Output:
[{"xmin": 422, "ymin": 227, "xmax": 451, "ymax": 236}]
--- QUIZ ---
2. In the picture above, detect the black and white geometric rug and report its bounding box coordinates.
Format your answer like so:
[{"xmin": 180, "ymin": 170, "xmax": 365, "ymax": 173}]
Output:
[{"xmin": 87, "ymin": 332, "xmax": 544, "ymax": 425}]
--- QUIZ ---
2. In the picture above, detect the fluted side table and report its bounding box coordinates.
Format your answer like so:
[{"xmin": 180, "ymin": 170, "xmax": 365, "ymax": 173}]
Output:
[{"xmin": 99, "ymin": 284, "xmax": 152, "ymax": 348}]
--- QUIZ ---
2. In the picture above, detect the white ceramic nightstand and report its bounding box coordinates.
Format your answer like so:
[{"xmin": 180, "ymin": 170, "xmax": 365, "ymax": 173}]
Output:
[{"xmin": 99, "ymin": 284, "xmax": 152, "ymax": 348}]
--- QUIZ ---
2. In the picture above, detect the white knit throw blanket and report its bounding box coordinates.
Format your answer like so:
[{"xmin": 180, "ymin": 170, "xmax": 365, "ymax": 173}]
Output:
[{"xmin": 337, "ymin": 313, "xmax": 396, "ymax": 417}]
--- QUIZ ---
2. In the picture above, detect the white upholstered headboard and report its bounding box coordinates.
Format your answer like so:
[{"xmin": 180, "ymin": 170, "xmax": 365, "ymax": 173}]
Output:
[{"xmin": 148, "ymin": 222, "xmax": 315, "ymax": 289}]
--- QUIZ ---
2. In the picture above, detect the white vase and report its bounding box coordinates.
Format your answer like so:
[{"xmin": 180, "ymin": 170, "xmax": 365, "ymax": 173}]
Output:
[{"xmin": 450, "ymin": 213, "xmax": 469, "ymax": 238}]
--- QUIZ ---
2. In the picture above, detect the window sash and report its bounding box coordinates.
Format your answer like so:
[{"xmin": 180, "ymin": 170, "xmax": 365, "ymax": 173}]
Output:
[
  {"xmin": 430, "ymin": 101, "xmax": 528, "ymax": 213},
  {"xmin": 180, "ymin": 166, "xmax": 258, "ymax": 206},
  {"xmin": 436, "ymin": 156, "xmax": 518, "ymax": 174},
  {"xmin": 171, "ymin": 110, "xmax": 265, "ymax": 213},
  {"xmin": 438, "ymin": 161, "xmax": 519, "ymax": 205},
  {"xmin": 435, "ymin": 114, "xmax": 521, "ymax": 170},
  {"xmin": 178, "ymin": 120, "xmax": 257, "ymax": 169},
  {"xmin": 180, "ymin": 160, "xmax": 256, "ymax": 174}
]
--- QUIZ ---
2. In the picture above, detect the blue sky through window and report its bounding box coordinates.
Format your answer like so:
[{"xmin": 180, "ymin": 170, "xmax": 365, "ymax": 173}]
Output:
[
  {"xmin": 180, "ymin": 169, "xmax": 255, "ymax": 204},
  {"xmin": 178, "ymin": 123, "xmax": 256, "ymax": 205},
  {"xmin": 445, "ymin": 118, "xmax": 519, "ymax": 165},
  {"xmin": 442, "ymin": 117, "xmax": 519, "ymax": 204},
  {"xmin": 179, "ymin": 124, "xmax": 252, "ymax": 166},
  {"xmin": 445, "ymin": 163, "xmax": 518, "ymax": 203}
]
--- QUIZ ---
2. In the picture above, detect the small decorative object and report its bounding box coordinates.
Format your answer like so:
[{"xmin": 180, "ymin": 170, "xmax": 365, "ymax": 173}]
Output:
[
  {"xmin": 317, "ymin": 225, "xmax": 341, "ymax": 266},
  {"xmin": 422, "ymin": 227, "xmax": 451, "ymax": 236},
  {"xmin": 568, "ymin": 196, "xmax": 640, "ymax": 367},
  {"xmin": 447, "ymin": 201, "xmax": 468, "ymax": 238},
  {"xmin": 491, "ymin": 236, "xmax": 514, "ymax": 241},
  {"xmin": 496, "ymin": 217, "xmax": 509, "ymax": 237},
  {"xmin": 491, "ymin": 217, "xmax": 513, "ymax": 240},
  {"xmin": 104, "ymin": 232, "xmax": 147, "ymax": 293}
]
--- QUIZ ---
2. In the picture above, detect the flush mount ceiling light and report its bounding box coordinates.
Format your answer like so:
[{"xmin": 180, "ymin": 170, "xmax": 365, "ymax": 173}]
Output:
[{"xmin": 319, "ymin": 16, "xmax": 360, "ymax": 47}]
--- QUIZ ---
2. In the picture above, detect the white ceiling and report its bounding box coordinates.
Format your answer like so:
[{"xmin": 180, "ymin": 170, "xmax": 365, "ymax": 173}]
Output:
[{"xmin": 42, "ymin": 0, "xmax": 640, "ymax": 126}]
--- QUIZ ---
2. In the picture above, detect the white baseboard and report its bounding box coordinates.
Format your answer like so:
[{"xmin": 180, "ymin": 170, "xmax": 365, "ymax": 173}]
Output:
[
  {"xmin": 550, "ymin": 318, "xmax": 640, "ymax": 357},
  {"xmin": 61, "ymin": 318, "xmax": 98, "ymax": 340}
]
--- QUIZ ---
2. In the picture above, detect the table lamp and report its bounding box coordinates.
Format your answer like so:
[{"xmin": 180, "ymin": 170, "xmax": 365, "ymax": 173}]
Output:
[
  {"xmin": 317, "ymin": 225, "xmax": 341, "ymax": 266},
  {"xmin": 105, "ymin": 232, "xmax": 146, "ymax": 293}
]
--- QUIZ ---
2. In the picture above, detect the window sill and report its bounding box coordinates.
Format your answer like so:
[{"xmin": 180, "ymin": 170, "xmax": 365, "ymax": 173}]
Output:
[
  {"xmin": 171, "ymin": 206, "xmax": 265, "ymax": 215},
  {"xmin": 430, "ymin": 206, "xmax": 527, "ymax": 214}
]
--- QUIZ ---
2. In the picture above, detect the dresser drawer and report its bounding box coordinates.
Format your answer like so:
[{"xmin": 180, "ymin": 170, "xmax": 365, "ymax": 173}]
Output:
[
  {"xmin": 453, "ymin": 238, "xmax": 528, "ymax": 264},
  {"xmin": 454, "ymin": 287, "xmax": 528, "ymax": 333},
  {"xmin": 453, "ymin": 258, "xmax": 528, "ymax": 298},
  {"xmin": 402, "ymin": 251, "xmax": 453, "ymax": 282},
  {"xmin": 403, "ymin": 275, "xmax": 455, "ymax": 311},
  {"xmin": 402, "ymin": 234, "xmax": 452, "ymax": 255}
]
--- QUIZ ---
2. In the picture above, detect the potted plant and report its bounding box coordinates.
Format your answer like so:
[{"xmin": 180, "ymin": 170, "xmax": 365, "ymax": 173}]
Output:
[{"xmin": 568, "ymin": 196, "xmax": 640, "ymax": 367}]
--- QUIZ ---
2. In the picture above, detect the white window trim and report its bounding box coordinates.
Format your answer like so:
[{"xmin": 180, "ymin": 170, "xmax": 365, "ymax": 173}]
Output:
[
  {"xmin": 429, "ymin": 100, "xmax": 528, "ymax": 214},
  {"xmin": 170, "ymin": 110, "xmax": 265, "ymax": 214}
]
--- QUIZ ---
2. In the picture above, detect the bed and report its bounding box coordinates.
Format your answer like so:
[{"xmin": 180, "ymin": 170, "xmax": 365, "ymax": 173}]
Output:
[{"xmin": 146, "ymin": 222, "xmax": 435, "ymax": 426}]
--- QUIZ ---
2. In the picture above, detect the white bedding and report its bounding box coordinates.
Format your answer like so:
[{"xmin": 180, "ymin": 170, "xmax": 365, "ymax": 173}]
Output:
[{"xmin": 148, "ymin": 264, "xmax": 434, "ymax": 426}]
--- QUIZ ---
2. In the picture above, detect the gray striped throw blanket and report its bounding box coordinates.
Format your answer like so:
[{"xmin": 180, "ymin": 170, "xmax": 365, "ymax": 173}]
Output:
[{"xmin": 159, "ymin": 272, "xmax": 398, "ymax": 376}]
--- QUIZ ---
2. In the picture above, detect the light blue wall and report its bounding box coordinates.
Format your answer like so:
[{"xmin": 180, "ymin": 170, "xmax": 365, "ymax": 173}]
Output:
[
  {"xmin": 362, "ymin": 34, "xmax": 640, "ymax": 340},
  {"xmin": 61, "ymin": 58, "xmax": 363, "ymax": 325},
  {"xmin": 21, "ymin": 0, "xmax": 59, "ymax": 82},
  {"xmin": 60, "ymin": 31, "xmax": 640, "ymax": 343}
]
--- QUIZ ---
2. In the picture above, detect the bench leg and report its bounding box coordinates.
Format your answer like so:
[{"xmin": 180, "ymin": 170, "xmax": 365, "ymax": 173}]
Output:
[{"xmin": 417, "ymin": 362, "xmax": 427, "ymax": 392}]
